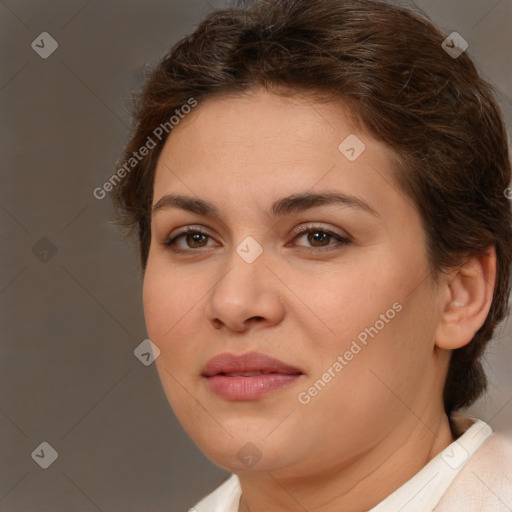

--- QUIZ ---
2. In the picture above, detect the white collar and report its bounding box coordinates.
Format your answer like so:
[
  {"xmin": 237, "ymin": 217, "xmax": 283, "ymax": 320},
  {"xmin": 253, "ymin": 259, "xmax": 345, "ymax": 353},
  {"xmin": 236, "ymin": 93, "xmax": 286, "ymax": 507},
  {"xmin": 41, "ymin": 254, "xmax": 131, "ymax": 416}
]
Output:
[{"xmin": 369, "ymin": 414, "xmax": 492, "ymax": 511}]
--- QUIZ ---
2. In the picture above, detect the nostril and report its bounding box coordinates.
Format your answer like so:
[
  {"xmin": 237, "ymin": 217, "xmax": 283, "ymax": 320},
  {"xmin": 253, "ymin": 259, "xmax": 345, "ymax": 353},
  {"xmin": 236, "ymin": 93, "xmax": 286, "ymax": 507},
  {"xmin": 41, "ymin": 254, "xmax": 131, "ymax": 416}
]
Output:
[{"xmin": 211, "ymin": 318, "xmax": 223, "ymax": 329}]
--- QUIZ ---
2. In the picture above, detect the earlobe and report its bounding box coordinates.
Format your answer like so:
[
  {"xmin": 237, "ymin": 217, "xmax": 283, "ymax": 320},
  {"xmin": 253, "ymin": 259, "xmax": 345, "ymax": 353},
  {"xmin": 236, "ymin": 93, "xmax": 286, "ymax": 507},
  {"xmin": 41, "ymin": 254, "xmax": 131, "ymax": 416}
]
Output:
[{"xmin": 435, "ymin": 246, "xmax": 497, "ymax": 351}]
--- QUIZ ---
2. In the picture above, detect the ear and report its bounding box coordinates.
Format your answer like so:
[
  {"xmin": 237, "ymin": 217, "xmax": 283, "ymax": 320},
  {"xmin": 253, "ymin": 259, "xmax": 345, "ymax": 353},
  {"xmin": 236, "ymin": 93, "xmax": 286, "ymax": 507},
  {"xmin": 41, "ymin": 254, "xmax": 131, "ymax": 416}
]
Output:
[{"xmin": 435, "ymin": 246, "xmax": 497, "ymax": 350}]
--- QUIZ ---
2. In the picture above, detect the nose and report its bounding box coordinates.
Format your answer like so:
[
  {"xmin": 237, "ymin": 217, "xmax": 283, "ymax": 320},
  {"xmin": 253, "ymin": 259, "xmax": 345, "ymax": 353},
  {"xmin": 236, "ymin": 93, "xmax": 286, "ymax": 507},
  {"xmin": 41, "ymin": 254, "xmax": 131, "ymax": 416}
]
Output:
[{"xmin": 204, "ymin": 249, "xmax": 285, "ymax": 333}]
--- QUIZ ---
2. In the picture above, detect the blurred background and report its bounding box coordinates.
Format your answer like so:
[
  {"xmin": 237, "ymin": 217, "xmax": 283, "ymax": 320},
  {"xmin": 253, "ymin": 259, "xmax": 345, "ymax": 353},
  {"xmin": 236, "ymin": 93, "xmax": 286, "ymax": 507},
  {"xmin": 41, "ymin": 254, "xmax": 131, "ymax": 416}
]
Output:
[{"xmin": 1, "ymin": 0, "xmax": 511, "ymax": 510}]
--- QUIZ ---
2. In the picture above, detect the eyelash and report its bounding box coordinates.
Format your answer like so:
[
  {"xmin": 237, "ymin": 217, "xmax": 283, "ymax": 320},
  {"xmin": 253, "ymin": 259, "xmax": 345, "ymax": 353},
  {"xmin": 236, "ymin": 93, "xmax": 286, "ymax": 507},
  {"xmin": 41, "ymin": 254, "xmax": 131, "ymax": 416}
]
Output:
[{"xmin": 161, "ymin": 224, "xmax": 352, "ymax": 254}]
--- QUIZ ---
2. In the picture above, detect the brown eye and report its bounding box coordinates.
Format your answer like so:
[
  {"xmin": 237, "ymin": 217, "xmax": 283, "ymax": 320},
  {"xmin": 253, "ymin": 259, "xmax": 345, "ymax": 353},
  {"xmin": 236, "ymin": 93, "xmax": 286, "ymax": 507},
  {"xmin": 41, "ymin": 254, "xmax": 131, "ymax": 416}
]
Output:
[
  {"xmin": 291, "ymin": 226, "xmax": 352, "ymax": 253},
  {"xmin": 185, "ymin": 232, "xmax": 209, "ymax": 248},
  {"xmin": 162, "ymin": 228, "xmax": 215, "ymax": 251},
  {"xmin": 307, "ymin": 231, "xmax": 332, "ymax": 247}
]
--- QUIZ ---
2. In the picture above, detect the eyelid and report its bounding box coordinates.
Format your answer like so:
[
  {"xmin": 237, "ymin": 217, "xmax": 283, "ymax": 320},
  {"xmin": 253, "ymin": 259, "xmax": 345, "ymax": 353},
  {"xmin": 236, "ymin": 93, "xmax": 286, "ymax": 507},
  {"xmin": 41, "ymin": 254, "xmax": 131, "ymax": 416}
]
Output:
[
  {"xmin": 290, "ymin": 222, "xmax": 350, "ymax": 240},
  {"xmin": 167, "ymin": 224, "xmax": 214, "ymax": 238}
]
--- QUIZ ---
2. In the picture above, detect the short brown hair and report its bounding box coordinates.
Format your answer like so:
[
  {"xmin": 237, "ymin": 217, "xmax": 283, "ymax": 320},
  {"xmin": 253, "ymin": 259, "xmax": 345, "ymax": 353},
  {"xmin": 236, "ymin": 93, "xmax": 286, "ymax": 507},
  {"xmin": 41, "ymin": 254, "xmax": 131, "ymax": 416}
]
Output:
[{"xmin": 110, "ymin": 0, "xmax": 512, "ymax": 414}]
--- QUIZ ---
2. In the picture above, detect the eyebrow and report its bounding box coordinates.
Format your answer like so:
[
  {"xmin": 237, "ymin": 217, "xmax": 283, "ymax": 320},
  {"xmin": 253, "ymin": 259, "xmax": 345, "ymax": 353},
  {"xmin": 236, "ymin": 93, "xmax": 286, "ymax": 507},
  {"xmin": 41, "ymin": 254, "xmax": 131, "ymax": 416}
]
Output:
[{"xmin": 151, "ymin": 191, "xmax": 380, "ymax": 219}]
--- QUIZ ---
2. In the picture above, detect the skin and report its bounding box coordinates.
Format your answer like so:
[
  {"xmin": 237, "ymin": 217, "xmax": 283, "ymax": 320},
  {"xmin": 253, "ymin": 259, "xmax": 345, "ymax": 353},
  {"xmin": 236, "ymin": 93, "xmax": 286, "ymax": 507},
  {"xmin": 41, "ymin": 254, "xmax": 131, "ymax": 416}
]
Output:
[{"xmin": 143, "ymin": 88, "xmax": 496, "ymax": 512}]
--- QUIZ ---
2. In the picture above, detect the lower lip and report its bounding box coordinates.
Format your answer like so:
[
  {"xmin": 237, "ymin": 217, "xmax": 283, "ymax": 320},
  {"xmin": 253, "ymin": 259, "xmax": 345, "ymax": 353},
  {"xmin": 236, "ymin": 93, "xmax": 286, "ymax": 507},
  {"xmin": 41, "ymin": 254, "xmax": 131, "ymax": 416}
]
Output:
[{"xmin": 205, "ymin": 373, "xmax": 302, "ymax": 400}]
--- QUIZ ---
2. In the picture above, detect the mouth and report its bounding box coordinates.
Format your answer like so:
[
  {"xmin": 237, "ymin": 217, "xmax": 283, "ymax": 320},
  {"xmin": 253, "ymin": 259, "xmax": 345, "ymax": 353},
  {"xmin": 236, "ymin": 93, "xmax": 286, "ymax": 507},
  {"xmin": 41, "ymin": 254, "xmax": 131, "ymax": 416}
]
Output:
[
  {"xmin": 202, "ymin": 351, "xmax": 303, "ymax": 378},
  {"xmin": 202, "ymin": 351, "xmax": 304, "ymax": 400},
  {"xmin": 216, "ymin": 371, "xmax": 283, "ymax": 377}
]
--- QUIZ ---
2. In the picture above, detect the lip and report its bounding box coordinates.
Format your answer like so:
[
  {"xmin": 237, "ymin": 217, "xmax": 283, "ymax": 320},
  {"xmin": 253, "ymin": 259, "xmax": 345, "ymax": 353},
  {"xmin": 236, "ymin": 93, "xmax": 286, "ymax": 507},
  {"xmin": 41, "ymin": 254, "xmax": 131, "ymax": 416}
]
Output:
[{"xmin": 202, "ymin": 351, "xmax": 304, "ymax": 400}]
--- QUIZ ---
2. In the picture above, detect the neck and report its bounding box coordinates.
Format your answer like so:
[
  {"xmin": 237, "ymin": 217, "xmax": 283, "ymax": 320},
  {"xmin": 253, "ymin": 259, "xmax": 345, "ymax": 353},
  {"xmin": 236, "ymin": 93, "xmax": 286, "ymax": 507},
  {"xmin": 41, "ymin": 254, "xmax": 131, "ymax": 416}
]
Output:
[{"xmin": 237, "ymin": 411, "xmax": 454, "ymax": 512}]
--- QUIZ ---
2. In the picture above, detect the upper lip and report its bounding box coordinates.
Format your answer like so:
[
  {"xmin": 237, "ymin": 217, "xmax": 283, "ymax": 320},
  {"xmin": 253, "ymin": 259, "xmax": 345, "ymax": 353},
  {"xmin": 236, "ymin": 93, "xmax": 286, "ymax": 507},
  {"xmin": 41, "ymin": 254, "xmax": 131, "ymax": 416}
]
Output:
[{"xmin": 202, "ymin": 351, "xmax": 303, "ymax": 377}]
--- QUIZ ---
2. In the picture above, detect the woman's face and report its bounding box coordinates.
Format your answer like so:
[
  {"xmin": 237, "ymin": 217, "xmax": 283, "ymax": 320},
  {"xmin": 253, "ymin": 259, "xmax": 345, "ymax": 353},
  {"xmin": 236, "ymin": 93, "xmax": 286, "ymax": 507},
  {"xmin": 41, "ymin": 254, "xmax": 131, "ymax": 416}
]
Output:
[{"xmin": 143, "ymin": 88, "xmax": 448, "ymax": 477}]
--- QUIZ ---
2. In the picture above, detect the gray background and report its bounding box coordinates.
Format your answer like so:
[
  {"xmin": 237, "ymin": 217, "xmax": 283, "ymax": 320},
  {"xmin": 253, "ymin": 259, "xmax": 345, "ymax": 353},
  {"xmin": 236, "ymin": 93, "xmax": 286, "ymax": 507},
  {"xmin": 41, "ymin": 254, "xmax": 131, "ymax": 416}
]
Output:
[{"xmin": 1, "ymin": 0, "xmax": 511, "ymax": 510}]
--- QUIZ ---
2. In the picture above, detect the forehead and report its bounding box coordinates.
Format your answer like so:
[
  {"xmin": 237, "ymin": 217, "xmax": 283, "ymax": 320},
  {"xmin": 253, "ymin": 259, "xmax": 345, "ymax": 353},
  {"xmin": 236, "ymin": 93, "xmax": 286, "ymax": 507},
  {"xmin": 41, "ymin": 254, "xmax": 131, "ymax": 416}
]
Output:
[
  {"xmin": 152, "ymin": 89, "xmax": 407, "ymax": 218},
  {"xmin": 158, "ymin": 89, "xmax": 363, "ymax": 158}
]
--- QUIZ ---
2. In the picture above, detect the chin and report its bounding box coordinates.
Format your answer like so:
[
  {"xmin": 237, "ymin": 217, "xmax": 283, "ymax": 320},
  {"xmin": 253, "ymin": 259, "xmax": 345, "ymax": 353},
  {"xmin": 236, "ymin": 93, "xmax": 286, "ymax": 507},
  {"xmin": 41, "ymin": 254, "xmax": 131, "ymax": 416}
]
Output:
[
  {"xmin": 205, "ymin": 426, "xmax": 303, "ymax": 470},
  {"xmin": 204, "ymin": 444, "xmax": 285, "ymax": 474}
]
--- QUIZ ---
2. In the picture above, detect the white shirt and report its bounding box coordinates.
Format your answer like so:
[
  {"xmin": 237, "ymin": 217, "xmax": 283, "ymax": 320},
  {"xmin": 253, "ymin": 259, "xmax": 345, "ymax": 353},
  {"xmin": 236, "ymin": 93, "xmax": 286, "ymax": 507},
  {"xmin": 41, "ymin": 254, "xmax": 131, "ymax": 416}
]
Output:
[{"xmin": 190, "ymin": 414, "xmax": 512, "ymax": 512}]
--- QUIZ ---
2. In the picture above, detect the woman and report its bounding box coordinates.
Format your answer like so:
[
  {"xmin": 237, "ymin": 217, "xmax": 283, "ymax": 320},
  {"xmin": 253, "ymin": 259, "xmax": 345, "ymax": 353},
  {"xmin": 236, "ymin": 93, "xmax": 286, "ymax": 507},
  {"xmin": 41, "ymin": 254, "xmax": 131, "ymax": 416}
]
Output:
[{"xmin": 110, "ymin": 0, "xmax": 512, "ymax": 510}]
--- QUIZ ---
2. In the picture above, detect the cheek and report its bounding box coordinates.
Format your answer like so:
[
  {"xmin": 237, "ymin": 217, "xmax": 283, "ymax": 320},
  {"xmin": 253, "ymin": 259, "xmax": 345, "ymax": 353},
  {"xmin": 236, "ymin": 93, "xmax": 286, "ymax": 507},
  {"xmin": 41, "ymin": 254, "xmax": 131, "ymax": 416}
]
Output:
[
  {"xmin": 338, "ymin": 286, "xmax": 438, "ymax": 415},
  {"xmin": 142, "ymin": 265, "xmax": 201, "ymax": 351},
  {"xmin": 142, "ymin": 267, "xmax": 203, "ymax": 411},
  {"xmin": 300, "ymin": 258, "xmax": 401, "ymax": 348},
  {"xmin": 292, "ymin": 305, "xmax": 433, "ymax": 456},
  {"xmin": 299, "ymin": 256, "xmax": 435, "ymax": 404}
]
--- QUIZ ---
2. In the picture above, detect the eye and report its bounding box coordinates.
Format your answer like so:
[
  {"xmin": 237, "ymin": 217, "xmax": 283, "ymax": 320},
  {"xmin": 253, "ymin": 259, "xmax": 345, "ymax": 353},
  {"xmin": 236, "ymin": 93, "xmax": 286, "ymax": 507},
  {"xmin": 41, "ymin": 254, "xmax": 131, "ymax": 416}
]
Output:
[
  {"xmin": 289, "ymin": 224, "xmax": 352, "ymax": 252},
  {"xmin": 162, "ymin": 227, "xmax": 216, "ymax": 251},
  {"xmin": 161, "ymin": 224, "xmax": 352, "ymax": 254}
]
